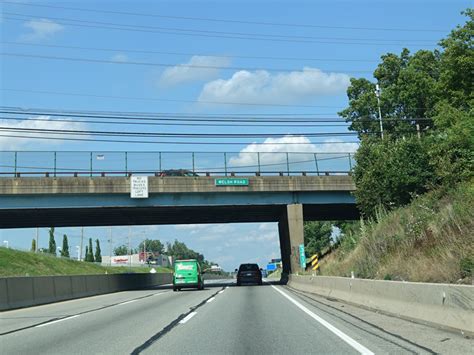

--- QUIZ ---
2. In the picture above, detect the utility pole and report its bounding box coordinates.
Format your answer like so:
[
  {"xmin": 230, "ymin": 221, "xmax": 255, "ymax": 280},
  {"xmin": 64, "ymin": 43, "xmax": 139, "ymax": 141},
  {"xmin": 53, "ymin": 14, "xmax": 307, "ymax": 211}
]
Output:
[
  {"xmin": 109, "ymin": 227, "xmax": 113, "ymax": 266},
  {"xmin": 375, "ymin": 83, "xmax": 384, "ymax": 139},
  {"xmin": 35, "ymin": 228, "xmax": 39, "ymax": 253},
  {"xmin": 79, "ymin": 227, "xmax": 84, "ymax": 261},
  {"xmin": 128, "ymin": 226, "xmax": 132, "ymax": 271}
]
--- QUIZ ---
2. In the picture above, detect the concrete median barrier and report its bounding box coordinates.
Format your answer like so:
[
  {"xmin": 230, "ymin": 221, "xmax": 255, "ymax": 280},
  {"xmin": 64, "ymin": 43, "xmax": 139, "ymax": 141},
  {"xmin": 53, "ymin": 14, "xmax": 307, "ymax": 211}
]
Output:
[
  {"xmin": 0, "ymin": 273, "xmax": 172, "ymax": 311},
  {"xmin": 288, "ymin": 275, "xmax": 474, "ymax": 335}
]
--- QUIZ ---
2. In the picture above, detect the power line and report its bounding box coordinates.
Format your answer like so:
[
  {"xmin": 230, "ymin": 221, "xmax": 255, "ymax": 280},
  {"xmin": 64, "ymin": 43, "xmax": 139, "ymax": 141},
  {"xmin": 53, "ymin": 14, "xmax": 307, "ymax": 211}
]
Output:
[
  {"xmin": 2, "ymin": 1, "xmax": 447, "ymax": 32},
  {"xmin": 0, "ymin": 133, "xmax": 362, "ymax": 145},
  {"xmin": 0, "ymin": 52, "xmax": 373, "ymax": 74},
  {"xmin": 0, "ymin": 116, "xmax": 352, "ymax": 128},
  {"xmin": 2, "ymin": 41, "xmax": 380, "ymax": 63},
  {"xmin": 3, "ymin": 14, "xmax": 438, "ymax": 46},
  {"xmin": 0, "ymin": 126, "xmax": 362, "ymax": 138},
  {"xmin": 1, "ymin": 88, "xmax": 346, "ymax": 108},
  {"xmin": 0, "ymin": 108, "xmax": 435, "ymax": 123},
  {"xmin": 0, "ymin": 106, "xmax": 340, "ymax": 117},
  {"xmin": 3, "ymin": 11, "xmax": 437, "ymax": 44}
]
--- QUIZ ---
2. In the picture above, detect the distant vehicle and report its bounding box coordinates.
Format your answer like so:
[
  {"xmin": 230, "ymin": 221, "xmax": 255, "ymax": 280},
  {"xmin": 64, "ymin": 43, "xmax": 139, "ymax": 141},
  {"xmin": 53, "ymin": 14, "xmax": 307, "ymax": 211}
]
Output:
[
  {"xmin": 173, "ymin": 259, "xmax": 204, "ymax": 291},
  {"xmin": 236, "ymin": 263, "xmax": 263, "ymax": 286},
  {"xmin": 160, "ymin": 169, "xmax": 199, "ymax": 177}
]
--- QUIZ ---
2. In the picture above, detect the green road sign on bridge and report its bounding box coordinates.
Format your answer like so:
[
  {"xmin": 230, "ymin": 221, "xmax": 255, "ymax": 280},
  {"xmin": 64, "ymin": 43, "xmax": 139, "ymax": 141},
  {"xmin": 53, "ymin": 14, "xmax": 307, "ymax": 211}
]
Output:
[
  {"xmin": 299, "ymin": 244, "xmax": 306, "ymax": 269},
  {"xmin": 215, "ymin": 178, "xmax": 249, "ymax": 186}
]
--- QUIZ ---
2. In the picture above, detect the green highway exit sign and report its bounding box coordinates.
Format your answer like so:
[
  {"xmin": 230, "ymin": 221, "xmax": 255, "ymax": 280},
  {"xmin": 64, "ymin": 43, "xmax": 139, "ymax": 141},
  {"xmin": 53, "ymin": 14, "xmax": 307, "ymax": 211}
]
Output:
[{"xmin": 215, "ymin": 178, "xmax": 249, "ymax": 186}]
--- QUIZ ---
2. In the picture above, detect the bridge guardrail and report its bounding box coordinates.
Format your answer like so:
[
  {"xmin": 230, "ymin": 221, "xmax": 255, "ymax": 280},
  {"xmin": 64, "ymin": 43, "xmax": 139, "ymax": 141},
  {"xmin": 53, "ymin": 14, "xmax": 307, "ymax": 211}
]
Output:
[{"xmin": 0, "ymin": 151, "xmax": 355, "ymax": 177}]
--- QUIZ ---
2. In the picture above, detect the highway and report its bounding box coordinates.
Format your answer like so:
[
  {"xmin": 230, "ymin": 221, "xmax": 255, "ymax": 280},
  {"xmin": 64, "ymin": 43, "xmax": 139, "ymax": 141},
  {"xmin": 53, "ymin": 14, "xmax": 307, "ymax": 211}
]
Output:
[{"xmin": 1, "ymin": 279, "xmax": 471, "ymax": 354}]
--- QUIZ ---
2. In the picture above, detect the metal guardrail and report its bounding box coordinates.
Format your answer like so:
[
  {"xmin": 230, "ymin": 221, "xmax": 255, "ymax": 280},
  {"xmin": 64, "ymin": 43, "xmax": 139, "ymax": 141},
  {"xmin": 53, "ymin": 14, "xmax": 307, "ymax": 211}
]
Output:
[{"xmin": 0, "ymin": 151, "xmax": 355, "ymax": 177}]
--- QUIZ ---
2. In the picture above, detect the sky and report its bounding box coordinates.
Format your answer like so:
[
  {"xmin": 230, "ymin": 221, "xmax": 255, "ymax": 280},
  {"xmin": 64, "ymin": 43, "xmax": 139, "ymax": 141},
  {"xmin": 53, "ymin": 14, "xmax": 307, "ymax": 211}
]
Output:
[{"xmin": 0, "ymin": 0, "xmax": 470, "ymax": 270}]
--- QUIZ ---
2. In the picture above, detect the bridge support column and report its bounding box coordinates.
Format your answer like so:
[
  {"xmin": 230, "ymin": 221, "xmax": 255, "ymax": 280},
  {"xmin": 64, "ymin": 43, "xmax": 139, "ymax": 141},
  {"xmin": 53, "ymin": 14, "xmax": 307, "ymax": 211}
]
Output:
[{"xmin": 278, "ymin": 204, "xmax": 304, "ymax": 277}]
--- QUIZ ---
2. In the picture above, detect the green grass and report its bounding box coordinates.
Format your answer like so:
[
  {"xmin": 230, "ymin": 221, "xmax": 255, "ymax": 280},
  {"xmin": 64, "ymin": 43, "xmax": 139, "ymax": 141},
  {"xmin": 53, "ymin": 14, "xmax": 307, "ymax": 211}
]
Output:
[
  {"xmin": 320, "ymin": 180, "xmax": 474, "ymax": 284},
  {"xmin": 0, "ymin": 248, "xmax": 172, "ymax": 277},
  {"xmin": 267, "ymin": 269, "xmax": 282, "ymax": 279}
]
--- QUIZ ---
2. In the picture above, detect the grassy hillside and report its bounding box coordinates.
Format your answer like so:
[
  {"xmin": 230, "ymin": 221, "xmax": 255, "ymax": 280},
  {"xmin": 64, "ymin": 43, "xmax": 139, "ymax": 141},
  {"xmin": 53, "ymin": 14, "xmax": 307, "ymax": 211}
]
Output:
[
  {"xmin": 320, "ymin": 181, "xmax": 473, "ymax": 284},
  {"xmin": 0, "ymin": 248, "xmax": 172, "ymax": 277}
]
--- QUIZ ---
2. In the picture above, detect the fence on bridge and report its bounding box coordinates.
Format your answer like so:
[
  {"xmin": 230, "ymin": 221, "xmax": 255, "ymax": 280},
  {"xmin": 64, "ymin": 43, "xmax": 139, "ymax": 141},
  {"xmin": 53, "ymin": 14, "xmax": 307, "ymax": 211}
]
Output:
[{"xmin": 0, "ymin": 151, "xmax": 355, "ymax": 177}]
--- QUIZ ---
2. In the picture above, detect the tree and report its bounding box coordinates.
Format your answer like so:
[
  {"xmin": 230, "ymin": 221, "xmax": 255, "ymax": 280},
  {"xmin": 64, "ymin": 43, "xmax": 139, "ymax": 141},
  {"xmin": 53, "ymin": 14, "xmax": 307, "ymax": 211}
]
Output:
[
  {"xmin": 48, "ymin": 227, "xmax": 56, "ymax": 255},
  {"xmin": 437, "ymin": 9, "xmax": 473, "ymax": 110},
  {"xmin": 166, "ymin": 240, "xmax": 205, "ymax": 265},
  {"xmin": 138, "ymin": 239, "xmax": 164, "ymax": 254},
  {"xmin": 31, "ymin": 238, "xmax": 36, "ymax": 252},
  {"xmin": 114, "ymin": 244, "xmax": 129, "ymax": 256},
  {"xmin": 338, "ymin": 10, "xmax": 473, "ymax": 216},
  {"xmin": 304, "ymin": 221, "xmax": 333, "ymax": 256},
  {"xmin": 339, "ymin": 48, "xmax": 439, "ymax": 139},
  {"xmin": 353, "ymin": 136, "xmax": 435, "ymax": 217},
  {"xmin": 85, "ymin": 238, "xmax": 95, "ymax": 262},
  {"xmin": 61, "ymin": 234, "xmax": 70, "ymax": 258},
  {"xmin": 85, "ymin": 246, "xmax": 89, "ymax": 262},
  {"xmin": 95, "ymin": 239, "xmax": 102, "ymax": 262}
]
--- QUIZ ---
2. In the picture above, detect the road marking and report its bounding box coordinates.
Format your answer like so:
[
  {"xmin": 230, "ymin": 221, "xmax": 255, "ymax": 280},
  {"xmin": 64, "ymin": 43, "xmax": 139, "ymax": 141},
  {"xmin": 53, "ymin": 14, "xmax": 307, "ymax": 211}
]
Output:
[
  {"xmin": 118, "ymin": 299, "xmax": 138, "ymax": 306},
  {"xmin": 218, "ymin": 290, "xmax": 225, "ymax": 294},
  {"xmin": 36, "ymin": 315, "xmax": 80, "ymax": 328},
  {"xmin": 206, "ymin": 297, "xmax": 216, "ymax": 303},
  {"xmin": 270, "ymin": 285, "xmax": 374, "ymax": 355},
  {"xmin": 179, "ymin": 312, "xmax": 197, "ymax": 324}
]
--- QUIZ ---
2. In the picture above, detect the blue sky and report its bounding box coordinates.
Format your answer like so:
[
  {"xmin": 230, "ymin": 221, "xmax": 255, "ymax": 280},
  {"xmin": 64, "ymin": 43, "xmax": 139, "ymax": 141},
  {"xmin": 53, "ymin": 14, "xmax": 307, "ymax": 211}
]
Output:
[{"xmin": 0, "ymin": 0, "xmax": 470, "ymax": 270}]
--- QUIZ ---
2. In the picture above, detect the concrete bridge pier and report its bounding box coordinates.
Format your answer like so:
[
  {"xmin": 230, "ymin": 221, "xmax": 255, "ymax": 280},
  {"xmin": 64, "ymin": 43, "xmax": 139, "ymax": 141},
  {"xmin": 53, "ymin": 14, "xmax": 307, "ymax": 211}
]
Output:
[{"xmin": 278, "ymin": 204, "xmax": 304, "ymax": 277}]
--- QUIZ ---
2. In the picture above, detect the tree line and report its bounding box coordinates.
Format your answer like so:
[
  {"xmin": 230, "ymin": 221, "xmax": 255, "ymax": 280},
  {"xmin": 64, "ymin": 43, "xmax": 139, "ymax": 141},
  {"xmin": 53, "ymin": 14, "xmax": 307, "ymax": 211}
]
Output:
[
  {"xmin": 31, "ymin": 227, "xmax": 102, "ymax": 262},
  {"xmin": 304, "ymin": 10, "xmax": 472, "ymax": 256},
  {"xmin": 343, "ymin": 9, "xmax": 472, "ymax": 217},
  {"xmin": 114, "ymin": 238, "xmax": 212, "ymax": 268}
]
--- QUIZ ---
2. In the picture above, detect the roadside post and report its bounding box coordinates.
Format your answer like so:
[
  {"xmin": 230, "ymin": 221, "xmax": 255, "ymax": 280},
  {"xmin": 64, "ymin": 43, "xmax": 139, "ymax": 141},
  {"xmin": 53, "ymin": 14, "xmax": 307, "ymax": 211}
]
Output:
[{"xmin": 306, "ymin": 254, "xmax": 319, "ymax": 272}]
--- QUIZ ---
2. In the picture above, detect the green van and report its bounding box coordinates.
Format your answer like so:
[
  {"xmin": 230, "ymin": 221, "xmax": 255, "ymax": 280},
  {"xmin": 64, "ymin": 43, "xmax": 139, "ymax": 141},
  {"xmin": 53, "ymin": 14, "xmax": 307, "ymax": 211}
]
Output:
[{"xmin": 173, "ymin": 259, "xmax": 204, "ymax": 291}]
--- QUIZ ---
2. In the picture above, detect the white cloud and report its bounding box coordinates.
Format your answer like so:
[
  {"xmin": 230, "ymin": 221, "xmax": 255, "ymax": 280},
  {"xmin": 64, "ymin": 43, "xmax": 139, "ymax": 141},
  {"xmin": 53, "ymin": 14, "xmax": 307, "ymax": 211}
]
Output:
[
  {"xmin": 111, "ymin": 53, "xmax": 128, "ymax": 63},
  {"xmin": 228, "ymin": 135, "xmax": 358, "ymax": 169},
  {"xmin": 20, "ymin": 19, "xmax": 64, "ymax": 41},
  {"xmin": 159, "ymin": 56, "xmax": 231, "ymax": 86},
  {"xmin": 0, "ymin": 116, "xmax": 86, "ymax": 149},
  {"xmin": 198, "ymin": 67, "xmax": 350, "ymax": 105},
  {"xmin": 174, "ymin": 224, "xmax": 209, "ymax": 231}
]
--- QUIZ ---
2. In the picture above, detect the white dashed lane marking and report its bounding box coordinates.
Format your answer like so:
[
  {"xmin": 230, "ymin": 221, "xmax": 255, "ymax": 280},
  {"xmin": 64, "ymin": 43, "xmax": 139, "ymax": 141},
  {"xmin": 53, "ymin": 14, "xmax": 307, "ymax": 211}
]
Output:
[
  {"xmin": 36, "ymin": 315, "xmax": 80, "ymax": 328},
  {"xmin": 179, "ymin": 312, "xmax": 197, "ymax": 324}
]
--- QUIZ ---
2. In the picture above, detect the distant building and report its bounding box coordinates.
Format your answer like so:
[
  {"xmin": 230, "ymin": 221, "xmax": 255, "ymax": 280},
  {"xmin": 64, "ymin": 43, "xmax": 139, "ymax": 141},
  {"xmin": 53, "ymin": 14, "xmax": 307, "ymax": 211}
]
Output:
[
  {"xmin": 210, "ymin": 265, "xmax": 222, "ymax": 272},
  {"xmin": 101, "ymin": 253, "xmax": 172, "ymax": 267}
]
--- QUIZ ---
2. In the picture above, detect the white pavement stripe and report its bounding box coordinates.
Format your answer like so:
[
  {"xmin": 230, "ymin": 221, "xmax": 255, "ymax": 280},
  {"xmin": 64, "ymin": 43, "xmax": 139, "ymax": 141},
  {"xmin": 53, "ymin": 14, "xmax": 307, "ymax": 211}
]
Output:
[
  {"xmin": 271, "ymin": 285, "xmax": 374, "ymax": 355},
  {"xmin": 36, "ymin": 315, "xmax": 80, "ymax": 328},
  {"xmin": 179, "ymin": 312, "xmax": 197, "ymax": 324},
  {"xmin": 206, "ymin": 297, "xmax": 216, "ymax": 303},
  {"xmin": 218, "ymin": 290, "xmax": 225, "ymax": 294},
  {"xmin": 118, "ymin": 300, "xmax": 138, "ymax": 306}
]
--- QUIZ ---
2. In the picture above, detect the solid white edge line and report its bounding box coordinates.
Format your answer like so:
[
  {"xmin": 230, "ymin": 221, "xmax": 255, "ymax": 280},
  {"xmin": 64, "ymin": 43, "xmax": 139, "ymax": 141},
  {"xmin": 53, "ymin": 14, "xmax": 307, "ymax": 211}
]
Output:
[
  {"xmin": 36, "ymin": 315, "xmax": 80, "ymax": 328},
  {"xmin": 206, "ymin": 297, "xmax": 216, "ymax": 303},
  {"xmin": 179, "ymin": 312, "xmax": 197, "ymax": 324},
  {"xmin": 270, "ymin": 285, "xmax": 374, "ymax": 355}
]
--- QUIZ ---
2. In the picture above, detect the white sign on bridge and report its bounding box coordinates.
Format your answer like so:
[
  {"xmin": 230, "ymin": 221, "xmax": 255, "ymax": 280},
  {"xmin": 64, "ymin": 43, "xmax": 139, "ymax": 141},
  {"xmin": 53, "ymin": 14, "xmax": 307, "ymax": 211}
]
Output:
[{"xmin": 131, "ymin": 176, "xmax": 149, "ymax": 198}]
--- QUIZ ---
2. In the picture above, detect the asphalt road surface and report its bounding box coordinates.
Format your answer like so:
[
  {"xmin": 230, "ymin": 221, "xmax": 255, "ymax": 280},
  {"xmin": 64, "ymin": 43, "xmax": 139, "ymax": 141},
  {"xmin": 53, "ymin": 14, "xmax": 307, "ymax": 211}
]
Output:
[{"xmin": 1, "ymin": 279, "xmax": 472, "ymax": 354}]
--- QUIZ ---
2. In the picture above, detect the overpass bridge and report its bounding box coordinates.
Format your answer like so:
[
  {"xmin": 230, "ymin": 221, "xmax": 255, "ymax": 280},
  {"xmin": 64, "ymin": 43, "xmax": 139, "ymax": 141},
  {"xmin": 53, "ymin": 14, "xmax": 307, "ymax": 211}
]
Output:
[{"xmin": 0, "ymin": 175, "xmax": 357, "ymax": 273}]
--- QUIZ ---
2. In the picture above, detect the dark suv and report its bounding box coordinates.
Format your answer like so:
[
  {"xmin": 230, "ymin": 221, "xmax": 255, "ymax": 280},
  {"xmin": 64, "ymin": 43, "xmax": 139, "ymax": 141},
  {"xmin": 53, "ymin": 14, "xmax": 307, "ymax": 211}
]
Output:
[
  {"xmin": 236, "ymin": 263, "xmax": 263, "ymax": 286},
  {"xmin": 159, "ymin": 169, "xmax": 199, "ymax": 177}
]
